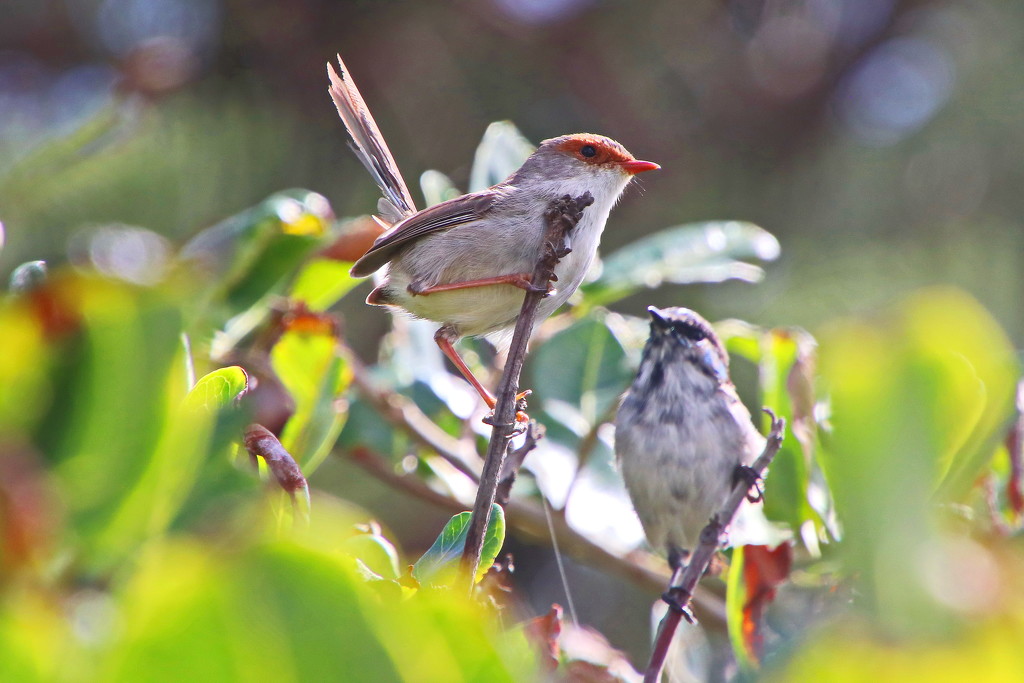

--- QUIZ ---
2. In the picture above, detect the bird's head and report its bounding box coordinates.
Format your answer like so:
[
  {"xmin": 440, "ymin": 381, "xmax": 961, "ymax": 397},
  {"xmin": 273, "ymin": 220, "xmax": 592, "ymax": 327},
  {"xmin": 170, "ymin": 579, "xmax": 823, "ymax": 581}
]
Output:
[
  {"xmin": 646, "ymin": 306, "xmax": 730, "ymax": 383},
  {"xmin": 513, "ymin": 133, "xmax": 658, "ymax": 198}
]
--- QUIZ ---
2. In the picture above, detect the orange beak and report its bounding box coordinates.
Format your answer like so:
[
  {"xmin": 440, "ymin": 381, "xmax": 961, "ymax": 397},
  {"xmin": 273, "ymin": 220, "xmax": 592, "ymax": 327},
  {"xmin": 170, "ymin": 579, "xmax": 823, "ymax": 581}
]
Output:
[{"xmin": 619, "ymin": 160, "xmax": 661, "ymax": 174}]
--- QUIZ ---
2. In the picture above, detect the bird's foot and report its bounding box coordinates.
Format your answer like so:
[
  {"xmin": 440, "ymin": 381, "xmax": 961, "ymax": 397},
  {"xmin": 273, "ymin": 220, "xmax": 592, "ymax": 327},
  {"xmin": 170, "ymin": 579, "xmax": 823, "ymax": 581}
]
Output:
[
  {"xmin": 733, "ymin": 464, "xmax": 764, "ymax": 503},
  {"xmin": 511, "ymin": 275, "xmax": 554, "ymax": 296},
  {"xmin": 482, "ymin": 411, "xmax": 530, "ymax": 432},
  {"xmin": 480, "ymin": 390, "xmax": 531, "ymax": 430},
  {"xmin": 661, "ymin": 587, "xmax": 697, "ymax": 625},
  {"xmin": 667, "ymin": 547, "xmax": 690, "ymax": 573}
]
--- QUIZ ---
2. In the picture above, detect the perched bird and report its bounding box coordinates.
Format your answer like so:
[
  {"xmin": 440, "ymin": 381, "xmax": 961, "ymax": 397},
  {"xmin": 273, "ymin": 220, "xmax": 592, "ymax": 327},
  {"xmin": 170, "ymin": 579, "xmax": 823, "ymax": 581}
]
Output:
[
  {"xmin": 615, "ymin": 306, "xmax": 765, "ymax": 570},
  {"xmin": 327, "ymin": 55, "xmax": 658, "ymax": 412}
]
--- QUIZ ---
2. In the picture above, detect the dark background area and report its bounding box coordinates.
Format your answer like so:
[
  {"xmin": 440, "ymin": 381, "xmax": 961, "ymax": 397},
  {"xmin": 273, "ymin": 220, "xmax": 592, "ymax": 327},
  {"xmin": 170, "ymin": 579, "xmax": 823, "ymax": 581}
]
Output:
[
  {"xmin": 4, "ymin": 0, "xmax": 1021, "ymax": 339},
  {"xmin": 3, "ymin": 0, "xmax": 1022, "ymax": 666}
]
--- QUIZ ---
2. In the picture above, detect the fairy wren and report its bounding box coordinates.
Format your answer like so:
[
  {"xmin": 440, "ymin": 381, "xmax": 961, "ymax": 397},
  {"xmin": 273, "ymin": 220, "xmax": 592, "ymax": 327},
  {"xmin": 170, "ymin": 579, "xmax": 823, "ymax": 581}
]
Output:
[
  {"xmin": 615, "ymin": 306, "xmax": 764, "ymax": 569},
  {"xmin": 327, "ymin": 55, "xmax": 658, "ymax": 416}
]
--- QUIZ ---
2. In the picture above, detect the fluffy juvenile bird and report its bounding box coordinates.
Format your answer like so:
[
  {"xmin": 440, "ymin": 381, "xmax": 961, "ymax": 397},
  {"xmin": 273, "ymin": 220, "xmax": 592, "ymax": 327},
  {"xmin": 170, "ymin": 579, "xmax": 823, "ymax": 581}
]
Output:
[
  {"xmin": 328, "ymin": 55, "xmax": 658, "ymax": 412},
  {"xmin": 615, "ymin": 307, "xmax": 764, "ymax": 570}
]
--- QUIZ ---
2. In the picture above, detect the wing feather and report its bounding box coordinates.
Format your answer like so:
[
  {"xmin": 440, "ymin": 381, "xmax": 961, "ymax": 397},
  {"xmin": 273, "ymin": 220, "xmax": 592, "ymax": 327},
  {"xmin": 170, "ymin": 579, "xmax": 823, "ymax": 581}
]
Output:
[{"xmin": 349, "ymin": 191, "xmax": 501, "ymax": 276}]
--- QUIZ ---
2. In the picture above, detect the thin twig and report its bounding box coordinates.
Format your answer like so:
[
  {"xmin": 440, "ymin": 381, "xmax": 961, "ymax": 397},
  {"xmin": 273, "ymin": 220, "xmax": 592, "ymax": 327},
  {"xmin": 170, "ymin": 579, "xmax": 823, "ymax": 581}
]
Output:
[
  {"xmin": 542, "ymin": 494, "xmax": 579, "ymax": 627},
  {"xmin": 495, "ymin": 420, "xmax": 544, "ymax": 506},
  {"xmin": 243, "ymin": 424, "xmax": 311, "ymax": 514},
  {"xmin": 341, "ymin": 443, "xmax": 727, "ymax": 628},
  {"xmin": 643, "ymin": 410, "xmax": 786, "ymax": 683},
  {"xmin": 458, "ymin": 193, "xmax": 595, "ymax": 592}
]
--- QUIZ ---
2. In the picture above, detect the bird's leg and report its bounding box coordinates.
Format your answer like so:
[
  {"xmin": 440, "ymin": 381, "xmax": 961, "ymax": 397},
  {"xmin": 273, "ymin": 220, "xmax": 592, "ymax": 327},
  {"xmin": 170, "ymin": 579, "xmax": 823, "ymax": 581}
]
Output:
[
  {"xmin": 661, "ymin": 546, "xmax": 697, "ymax": 623},
  {"xmin": 733, "ymin": 464, "xmax": 764, "ymax": 503},
  {"xmin": 434, "ymin": 326, "xmax": 530, "ymax": 421},
  {"xmin": 409, "ymin": 273, "xmax": 553, "ymax": 297},
  {"xmin": 667, "ymin": 546, "xmax": 689, "ymax": 575}
]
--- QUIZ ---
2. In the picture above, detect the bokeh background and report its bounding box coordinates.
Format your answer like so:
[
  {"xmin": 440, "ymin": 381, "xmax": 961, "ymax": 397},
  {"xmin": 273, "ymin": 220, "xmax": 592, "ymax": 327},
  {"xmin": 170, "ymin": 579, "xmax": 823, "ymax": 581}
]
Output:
[
  {"xmin": 3, "ymin": 0, "xmax": 1023, "ymax": 670},
  {"xmin": 4, "ymin": 0, "xmax": 1022, "ymax": 337}
]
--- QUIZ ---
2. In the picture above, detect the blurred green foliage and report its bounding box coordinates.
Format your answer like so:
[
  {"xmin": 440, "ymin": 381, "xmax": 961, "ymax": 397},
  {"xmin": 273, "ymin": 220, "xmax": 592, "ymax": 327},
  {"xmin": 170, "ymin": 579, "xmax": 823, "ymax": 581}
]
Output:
[
  {"xmin": 1, "ymin": 96, "xmax": 1023, "ymax": 681},
  {"xmin": 0, "ymin": 194, "xmax": 532, "ymax": 680}
]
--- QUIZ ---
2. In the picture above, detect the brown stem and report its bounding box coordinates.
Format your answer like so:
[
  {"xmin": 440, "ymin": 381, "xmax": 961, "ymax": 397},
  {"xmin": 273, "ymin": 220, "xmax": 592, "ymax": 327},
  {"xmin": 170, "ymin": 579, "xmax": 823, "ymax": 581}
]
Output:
[
  {"xmin": 458, "ymin": 193, "xmax": 595, "ymax": 592},
  {"xmin": 643, "ymin": 410, "xmax": 786, "ymax": 683},
  {"xmin": 243, "ymin": 424, "xmax": 310, "ymax": 512}
]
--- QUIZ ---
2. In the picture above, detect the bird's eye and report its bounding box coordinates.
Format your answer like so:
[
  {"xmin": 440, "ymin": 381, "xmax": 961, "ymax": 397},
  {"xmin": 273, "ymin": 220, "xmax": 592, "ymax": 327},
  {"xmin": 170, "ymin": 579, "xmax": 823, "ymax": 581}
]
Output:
[{"xmin": 579, "ymin": 144, "xmax": 597, "ymax": 158}]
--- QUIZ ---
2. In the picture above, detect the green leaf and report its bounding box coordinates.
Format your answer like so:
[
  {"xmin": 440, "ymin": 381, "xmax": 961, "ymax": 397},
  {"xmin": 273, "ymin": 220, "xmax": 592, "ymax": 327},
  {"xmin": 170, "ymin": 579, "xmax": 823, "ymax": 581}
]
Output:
[
  {"xmin": 270, "ymin": 327, "xmax": 350, "ymax": 474},
  {"xmin": 469, "ymin": 122, "xmax": 535, "ymax": 192},
  {"xmin": 719, "ymin": 318, "xmax": 765, "ymax": 365},
  {"xmin": 816, "ymin": 288, "xmax": 1018, "ymax": 634},
  {"xmin": 478, "ymin": 504, "xmax": 507, "ymax": 581},
  {"xmin": 413, "ymin": 504, "xmax": 505, "ymax": 586},
  {"xmin": 0, "ymin": 295, "xmax": 51, "ymax": 435},
  {"xmin": 529, "ymin": 315, "xmax": 632, "ymax": 426},
  {"xmin": 341, "ymin": 531, "xmax": 402, "ymax": 581},
  {"xmin": 0, "ymin": 590, "xmax": 76, "ymax": 682},
  {"xmin": 725, "ymin": 547, "xmax": 756, "ymax": 672},
  {"xmin": 776, "ymin": 620, "xmax": 1024, "ymax": 681},
  {"xmin": 104, "ymin": 540, "xmax": 403, "ymax": 682},
  {"xmin": 183, "ymin": 366, "xmax": 248, "ymax": 413},
  {"xmin": 101, "ymin": 536, "xmax": 531, "ymax": 681},
  {"xmin": 43, "ymin": 278, "xmax": 184, "ymax": 554},
  {"xmin": 580, "ymin": 221, "xmax": 780, "ymax": 310},
  {"xmin": 757, "ymin": 329, "xmax": 825, "ymax": 534},
  {"xmin": 181, "ymin": 189, "xmax": 334, "ymax": 323},
  {"xmin": 15, "ymin": 275, "xmax": 238, "ymax": 570},
  {"xmin": 288, "ymin": 258, "xmax": 360, "ymax": 312},
  {"xmin": 722, "ymin": 321, "xmax": 834, "ymax": 543}
]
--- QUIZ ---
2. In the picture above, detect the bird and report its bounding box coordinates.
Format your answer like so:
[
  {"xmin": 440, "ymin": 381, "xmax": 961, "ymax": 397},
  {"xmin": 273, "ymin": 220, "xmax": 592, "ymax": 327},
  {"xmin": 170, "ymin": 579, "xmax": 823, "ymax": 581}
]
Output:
[
  {"xmin": 327, "ymin": 55, "xmax": 658, "ymax": 415},
  {"xmin": 614, "ymin": 306, "xmax": 765, "ymax": 571}
]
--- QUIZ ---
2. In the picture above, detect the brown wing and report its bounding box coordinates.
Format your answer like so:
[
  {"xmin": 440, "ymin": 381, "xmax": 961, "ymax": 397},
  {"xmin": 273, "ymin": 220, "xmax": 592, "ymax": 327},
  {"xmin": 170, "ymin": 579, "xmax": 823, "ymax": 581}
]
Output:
[
  {"xmin": 349, "ymin": 190, "xmax": 502, "ymax": 277},
  {"xmin": 328, "ymin": 56, "xmax": 417, "ymax": 221}
]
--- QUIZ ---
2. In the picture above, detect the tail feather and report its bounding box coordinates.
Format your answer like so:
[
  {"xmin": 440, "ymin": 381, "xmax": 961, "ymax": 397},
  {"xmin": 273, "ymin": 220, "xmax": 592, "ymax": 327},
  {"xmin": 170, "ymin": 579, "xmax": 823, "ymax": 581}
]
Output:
[{"xmin": 327, "ymin": 56, "xmax": 417, "ymax": 221}]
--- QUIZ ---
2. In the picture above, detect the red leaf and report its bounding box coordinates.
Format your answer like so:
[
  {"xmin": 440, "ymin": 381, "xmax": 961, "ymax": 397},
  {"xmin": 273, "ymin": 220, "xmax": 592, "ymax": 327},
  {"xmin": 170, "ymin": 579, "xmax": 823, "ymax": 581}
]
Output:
[
  {"xmin": 741, "ymin": 543, "xmax": 793, "ymax": 662},
  {"xmin": 1005, "ymin": 381, "xmax": 1024, "ymax": 518},
  {"xmin": 524, "ymin": 604, "xmax": 562, "ymax": 671}
]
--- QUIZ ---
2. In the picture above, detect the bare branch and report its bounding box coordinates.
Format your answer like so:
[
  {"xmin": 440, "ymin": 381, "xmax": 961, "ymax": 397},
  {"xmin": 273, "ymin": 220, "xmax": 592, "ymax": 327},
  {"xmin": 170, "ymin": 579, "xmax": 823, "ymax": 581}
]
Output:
[
  {"xmin": 459, "ymin": 193, "xmax": 595, "ymax": 591},
  {"xmin": 643, "ymin": 410, "xmax": 786, "ymax": 683}
]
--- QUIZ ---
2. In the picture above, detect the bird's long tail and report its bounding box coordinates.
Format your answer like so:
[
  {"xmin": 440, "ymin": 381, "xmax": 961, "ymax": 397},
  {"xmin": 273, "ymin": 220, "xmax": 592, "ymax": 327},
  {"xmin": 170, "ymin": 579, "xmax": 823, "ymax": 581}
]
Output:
[{"xmin": 327, "ymin": 55, "xmax": 417, "ymax": 224}]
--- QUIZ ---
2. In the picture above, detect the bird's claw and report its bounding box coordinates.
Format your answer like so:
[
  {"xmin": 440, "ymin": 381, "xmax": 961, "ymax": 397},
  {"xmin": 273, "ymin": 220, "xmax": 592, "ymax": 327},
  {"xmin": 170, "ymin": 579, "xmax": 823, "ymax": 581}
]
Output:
[
  {"xmin": 661, "ymin": 588, "xmax": 697, "ymax": 625},
  {"xmin": 733, "ymin": 464, "xmax": 764, "ymax": 503},
  {"xmin": 482, "ymin": 410, "xmax": 530, "ymax": 431},
  {"xmin": 524, "ymin": 282, "xmax": 555, "ymax": 296},
  {"xmin": 481, "ymin": 390, "xmax": 531, "ymax": 429}
]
